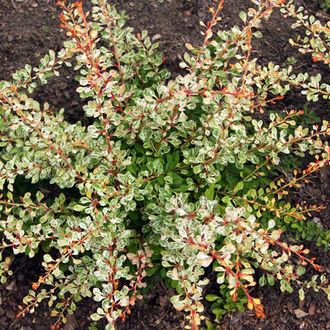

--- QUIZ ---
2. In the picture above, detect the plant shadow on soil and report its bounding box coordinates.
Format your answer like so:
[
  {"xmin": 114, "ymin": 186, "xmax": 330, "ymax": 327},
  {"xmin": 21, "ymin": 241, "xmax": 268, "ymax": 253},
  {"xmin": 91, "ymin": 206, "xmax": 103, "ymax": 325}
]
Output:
[{"xmin": 0, "ymin": 0, "xmax": 329, "ymax": 329}]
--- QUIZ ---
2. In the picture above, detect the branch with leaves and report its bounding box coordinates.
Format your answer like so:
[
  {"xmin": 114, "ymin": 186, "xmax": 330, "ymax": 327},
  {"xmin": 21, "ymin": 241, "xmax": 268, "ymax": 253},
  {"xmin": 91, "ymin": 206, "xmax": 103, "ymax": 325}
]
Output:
[{"xmin": 0, "ymin": 0, "xmax": 329, "ymax": 329}]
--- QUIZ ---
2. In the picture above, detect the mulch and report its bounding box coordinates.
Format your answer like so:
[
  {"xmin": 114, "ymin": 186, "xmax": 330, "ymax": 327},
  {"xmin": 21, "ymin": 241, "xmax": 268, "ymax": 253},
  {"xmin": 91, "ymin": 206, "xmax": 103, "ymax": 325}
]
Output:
[{"xmin": 0, "ymin": 0, "xmax": 329, "ymax": 329}]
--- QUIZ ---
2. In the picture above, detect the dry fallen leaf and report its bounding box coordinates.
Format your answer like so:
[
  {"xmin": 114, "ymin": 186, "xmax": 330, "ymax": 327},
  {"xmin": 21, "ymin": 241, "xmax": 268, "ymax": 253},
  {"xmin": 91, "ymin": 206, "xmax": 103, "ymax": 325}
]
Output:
[
  {"xmin": 184, "ymin": 10, "xmax": 192, "ymax": 17},
  {"xmin": 294, "ymin": 309, "xmax": 309, "ymax": 319}
]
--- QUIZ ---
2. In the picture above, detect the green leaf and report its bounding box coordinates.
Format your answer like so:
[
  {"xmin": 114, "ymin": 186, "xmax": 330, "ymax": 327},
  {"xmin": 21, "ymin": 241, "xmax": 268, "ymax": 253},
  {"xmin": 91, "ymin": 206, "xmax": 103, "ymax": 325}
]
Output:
[
  {"xmin": 169, "ymin": 172, "xmax": 184, "ymax": 187},
  {"xmin": 296, "ymin": 266, "xmax": 306, "ymax": 276},
  {"xmin": 173, "ymin": 184, "xmax": 189, "ymax": 192},
  {"xmin": 71, "ymin": 205, "xmax": 86, "ymax": 212},
  {"xmin": 239, "ymin": 11, "xmax": 247, "ymax": 23},
  {"xmin": 268, "ymin": 219, "xmax": 276, "ymax": 229},
  {"xmin": 206, "ymin": 294, "xmax": 220, "ymax": 302},
  {"xmin": 36, "ymin": 191, "xmax": 44, "ymax": 203},
  {"xmin": 267, "ymin": 274, "xmax": 275, "ymax": 286},
  {"xmin": 146, "ymin": 266, "xmax": 159, "ymax": 277},
  {"xmin": 211, "ymin": 307, "xmax": 222, "ymax": 317},
  {"xmin": 165, "ymin": 151, "xmax": 180, "ymax": 172},
  {"xmin": 205, "ymin": 319, "xmax": 215, "ymax": 330},
  {"xmin": 221, "ymin": 195, "xmax": 231, "ymax": 205},
  {"xmin": 298, "ymin": 288, "xmax": 305, "ymax": 301},
  {"xmin": 205, "ymin": 183, "xmax": 215, "ymax": 200},
  {"xmin": 43, "ymin": 254, "xmax": 53, "ymax": 263},
  {"xmin": 134, "ymin": 143, "xmax": 144, "ymax": 154},
  {"xmin": 90, "ymin": 313, "xmax": 104, "ymax": 321},
  {"xmin": 234, "ymin": 181, "xmax": 244, "ymax": 193},
  {"xmin": 259, "ymin": 275, "xmax": 266, "ymax": 287}
]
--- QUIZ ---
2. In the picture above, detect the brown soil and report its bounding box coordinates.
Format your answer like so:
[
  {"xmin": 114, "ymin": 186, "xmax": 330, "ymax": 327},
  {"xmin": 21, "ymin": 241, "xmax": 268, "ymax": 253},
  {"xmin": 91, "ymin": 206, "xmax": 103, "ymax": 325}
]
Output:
[{"xmin": 0, "ymin": 0, "xmax": 329, "ymax": 329}]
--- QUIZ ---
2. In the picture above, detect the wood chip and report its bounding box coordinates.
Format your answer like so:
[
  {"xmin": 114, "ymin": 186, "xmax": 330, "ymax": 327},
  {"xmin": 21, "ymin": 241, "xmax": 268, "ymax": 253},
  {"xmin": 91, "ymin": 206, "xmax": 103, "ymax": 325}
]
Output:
[
  {"xmin": 63, "ymin": 314, "xmax": 77, "ymax": 330},
  {"xmin": 308, "ymin": 304, "xmax": 316, "ymax": 316}
]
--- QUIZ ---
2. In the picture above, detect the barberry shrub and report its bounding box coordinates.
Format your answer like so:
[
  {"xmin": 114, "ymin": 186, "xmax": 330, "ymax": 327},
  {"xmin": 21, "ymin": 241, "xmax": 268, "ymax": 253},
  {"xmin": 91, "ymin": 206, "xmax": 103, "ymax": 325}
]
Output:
[{"xmin": 0, "ymin": 0, "xmax": 330, "ymax": 329}]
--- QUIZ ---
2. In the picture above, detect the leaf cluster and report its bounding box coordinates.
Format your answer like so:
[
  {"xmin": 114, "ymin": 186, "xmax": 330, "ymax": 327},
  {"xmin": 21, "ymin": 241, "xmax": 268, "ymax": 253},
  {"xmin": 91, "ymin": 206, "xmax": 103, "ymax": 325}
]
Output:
[{"xmin": 0, "ymin": 1, "xmax": 330, "ymax": 329}]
